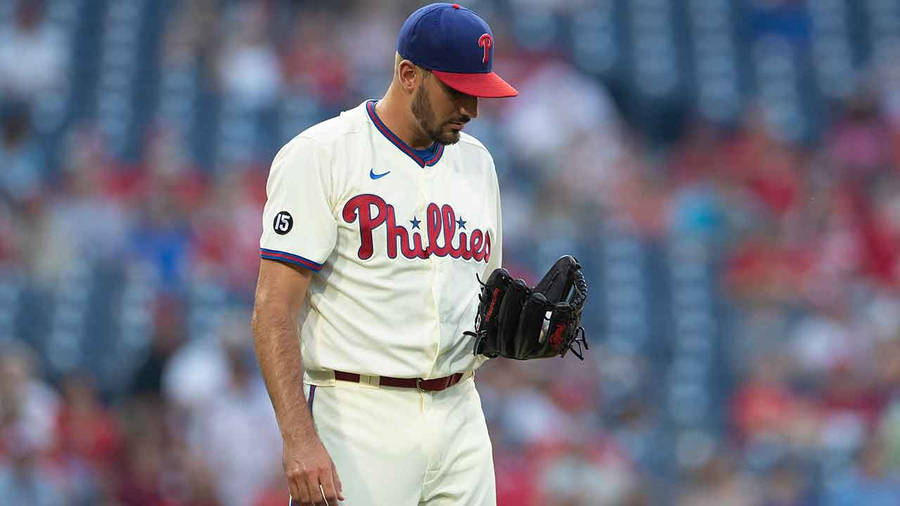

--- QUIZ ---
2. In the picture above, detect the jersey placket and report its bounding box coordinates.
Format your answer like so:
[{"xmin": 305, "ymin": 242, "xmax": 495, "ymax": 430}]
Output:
[{"xmin": 418, "ymin": 167, "xmax": 444, "ymax": 379}]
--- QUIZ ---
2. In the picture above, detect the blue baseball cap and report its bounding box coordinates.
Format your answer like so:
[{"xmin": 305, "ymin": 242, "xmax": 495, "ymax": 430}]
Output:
[{"xmin": 397, "ymin": 3, "xmax": 518, "ymax": 98}]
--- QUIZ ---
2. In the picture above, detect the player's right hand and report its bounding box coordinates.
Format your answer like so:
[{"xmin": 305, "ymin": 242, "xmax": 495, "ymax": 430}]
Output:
[{"xmin": 284, "ymin": 436, "xmax": 344, "ymax": 506}]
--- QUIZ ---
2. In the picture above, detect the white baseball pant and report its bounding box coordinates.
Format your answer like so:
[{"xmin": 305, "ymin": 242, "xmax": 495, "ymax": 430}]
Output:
[{"xmin": 291, "ymin": 374, "xmax": 496, "ymax": 505}]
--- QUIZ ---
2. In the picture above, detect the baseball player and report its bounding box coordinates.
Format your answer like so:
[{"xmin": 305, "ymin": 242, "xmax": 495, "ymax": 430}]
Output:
[{"xmin": 251, "ymin": 3, "xmax": 517, "ymax": 505}]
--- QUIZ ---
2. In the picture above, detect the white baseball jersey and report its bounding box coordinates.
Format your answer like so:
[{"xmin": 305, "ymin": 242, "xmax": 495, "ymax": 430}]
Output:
[{"xmin": 260, "ymin": 100, "xmax": 502, "ymax": 381}]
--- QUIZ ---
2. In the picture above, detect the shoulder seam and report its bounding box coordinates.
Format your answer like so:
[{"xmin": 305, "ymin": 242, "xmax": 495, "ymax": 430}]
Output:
[
  {"xmin": 296, "ymin": 123, "xmax": 365, "ymax": 144},
  {"xmin": 458, "ymin": 134, "xmax": 491, "ymax": 155},
  {"xmin": 291, "ymin": 106, "xmax": 367, "ymax": 145}
]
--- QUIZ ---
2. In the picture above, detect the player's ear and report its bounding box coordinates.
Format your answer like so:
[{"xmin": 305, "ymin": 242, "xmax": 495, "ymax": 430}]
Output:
[{"xmin": 397, "ymin": 60, "xmax": 420, "ymax": 93}]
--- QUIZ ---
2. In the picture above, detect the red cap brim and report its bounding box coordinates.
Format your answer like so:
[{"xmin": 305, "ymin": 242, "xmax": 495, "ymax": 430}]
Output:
[{"xmin": 432, "ymin": 70, "xmax": 518, "ymax": 98}]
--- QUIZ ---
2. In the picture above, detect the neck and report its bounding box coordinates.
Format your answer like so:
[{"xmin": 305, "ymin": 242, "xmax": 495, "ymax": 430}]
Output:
[{"xmin": 375, "ymin": 86, "xmax": 433, "ymax": 150}]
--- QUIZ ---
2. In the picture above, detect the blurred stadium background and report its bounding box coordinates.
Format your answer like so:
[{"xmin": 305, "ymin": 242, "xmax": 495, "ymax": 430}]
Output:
[{"xmin": 1, "ymin": 0, "xmax": 900, "ymax": 504}]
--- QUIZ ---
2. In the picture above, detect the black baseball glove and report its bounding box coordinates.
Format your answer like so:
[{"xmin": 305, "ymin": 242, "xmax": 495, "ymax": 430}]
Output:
[{"xmin": 467, "ymin": 255, "xmax": 588, "ymax": 360}]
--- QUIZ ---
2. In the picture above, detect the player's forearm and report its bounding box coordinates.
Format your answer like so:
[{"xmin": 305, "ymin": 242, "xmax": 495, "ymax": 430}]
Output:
[{"xmin": 251, "ymin": 308, "xmax": 316, "ymax": 443}]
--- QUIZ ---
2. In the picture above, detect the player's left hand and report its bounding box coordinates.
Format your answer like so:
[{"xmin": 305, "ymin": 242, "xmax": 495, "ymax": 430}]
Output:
[{"xmin": 468, "ymin": 255, "xmax": 588, "ymax": 360}]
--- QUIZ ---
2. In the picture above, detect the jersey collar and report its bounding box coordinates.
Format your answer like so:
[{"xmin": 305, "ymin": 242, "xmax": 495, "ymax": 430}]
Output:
[{"xmin": 366, "ymin": 100, "xmax": 444, "ymax": 168}]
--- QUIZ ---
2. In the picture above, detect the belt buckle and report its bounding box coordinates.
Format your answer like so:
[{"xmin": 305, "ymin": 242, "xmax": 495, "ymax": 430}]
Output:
[{"xmin": 416, "ymin": 378, "xmax": 425, "ymax": 392}]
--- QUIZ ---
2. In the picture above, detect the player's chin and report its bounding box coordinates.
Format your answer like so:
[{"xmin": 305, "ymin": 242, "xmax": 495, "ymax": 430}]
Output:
[{"xmin": 437, "ymin": 128, "xmax": 461, "ymax": 145}]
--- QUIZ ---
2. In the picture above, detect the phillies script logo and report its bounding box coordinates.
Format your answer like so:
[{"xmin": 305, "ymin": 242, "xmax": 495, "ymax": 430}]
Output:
[{"xmin": 342, "ymin": 194, "xmax": 491, "ymax": 263}]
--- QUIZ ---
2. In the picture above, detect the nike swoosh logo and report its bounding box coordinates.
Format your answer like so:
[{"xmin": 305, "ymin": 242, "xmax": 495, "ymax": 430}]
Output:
[{"xmin": 370, "ymin": 168, "xmax": 391, "ymax": 180}]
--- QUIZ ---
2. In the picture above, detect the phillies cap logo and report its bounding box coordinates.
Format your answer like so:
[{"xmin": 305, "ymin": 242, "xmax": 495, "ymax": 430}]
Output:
[{"xmin": 478, "ymin": 33, "xmax": 493, "ymax": 64}]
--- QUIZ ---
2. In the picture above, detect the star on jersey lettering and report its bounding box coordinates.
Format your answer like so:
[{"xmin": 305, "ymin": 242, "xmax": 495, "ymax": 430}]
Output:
[
  {"xmin": 410, "ymin": 217, "xmax": 421, "ymax": 229},
  {"xmin": 456, "ymin": 217, "xmax": 466, "ymax": 229}
]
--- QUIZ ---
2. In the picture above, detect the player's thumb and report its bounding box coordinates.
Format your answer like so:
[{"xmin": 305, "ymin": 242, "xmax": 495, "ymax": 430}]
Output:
[{"xmin": 331, "ymin": 463, "xmax": 344, "ymax": 501}]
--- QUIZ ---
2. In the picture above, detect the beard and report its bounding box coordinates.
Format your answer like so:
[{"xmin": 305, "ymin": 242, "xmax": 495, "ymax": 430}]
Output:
[{"xmin": 411, "ymin": 82, "xmax": 461, "ymax": 146}]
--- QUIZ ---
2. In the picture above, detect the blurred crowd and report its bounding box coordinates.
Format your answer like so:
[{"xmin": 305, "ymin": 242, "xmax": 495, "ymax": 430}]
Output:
[{"xmin": 1, "ymin": 0, "xmax": 900, "ymax": 505}]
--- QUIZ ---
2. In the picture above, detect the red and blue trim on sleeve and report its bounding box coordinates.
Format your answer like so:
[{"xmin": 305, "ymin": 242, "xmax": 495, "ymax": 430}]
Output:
[
  {"xmin": 307, "ymin": 385, "xmax": 316, "ymax": 415},
  {"xmin": 366, "ymin": 100, "xmax": 444, "ymax": 168},
  {"xmin": 260, "ymin": 248, "xmax": 324, "ymax": 272}
]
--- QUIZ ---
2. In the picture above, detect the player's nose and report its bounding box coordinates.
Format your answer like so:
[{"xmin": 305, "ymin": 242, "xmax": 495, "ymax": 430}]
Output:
[{"xmin": 458, "ymin": 94, "xmax": 478, "ymax": 120}]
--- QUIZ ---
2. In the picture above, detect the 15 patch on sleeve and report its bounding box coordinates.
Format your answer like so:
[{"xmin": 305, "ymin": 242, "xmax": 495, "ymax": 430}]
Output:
[{"xmin": 273, "ymin": 211, "xmax": 293, "ymax": 235}]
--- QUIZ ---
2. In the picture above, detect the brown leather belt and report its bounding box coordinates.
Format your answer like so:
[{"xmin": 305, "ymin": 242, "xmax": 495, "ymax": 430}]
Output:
[{"xmin": 333, "ymin": 370, "xmax": 466, "ymax": 392}]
